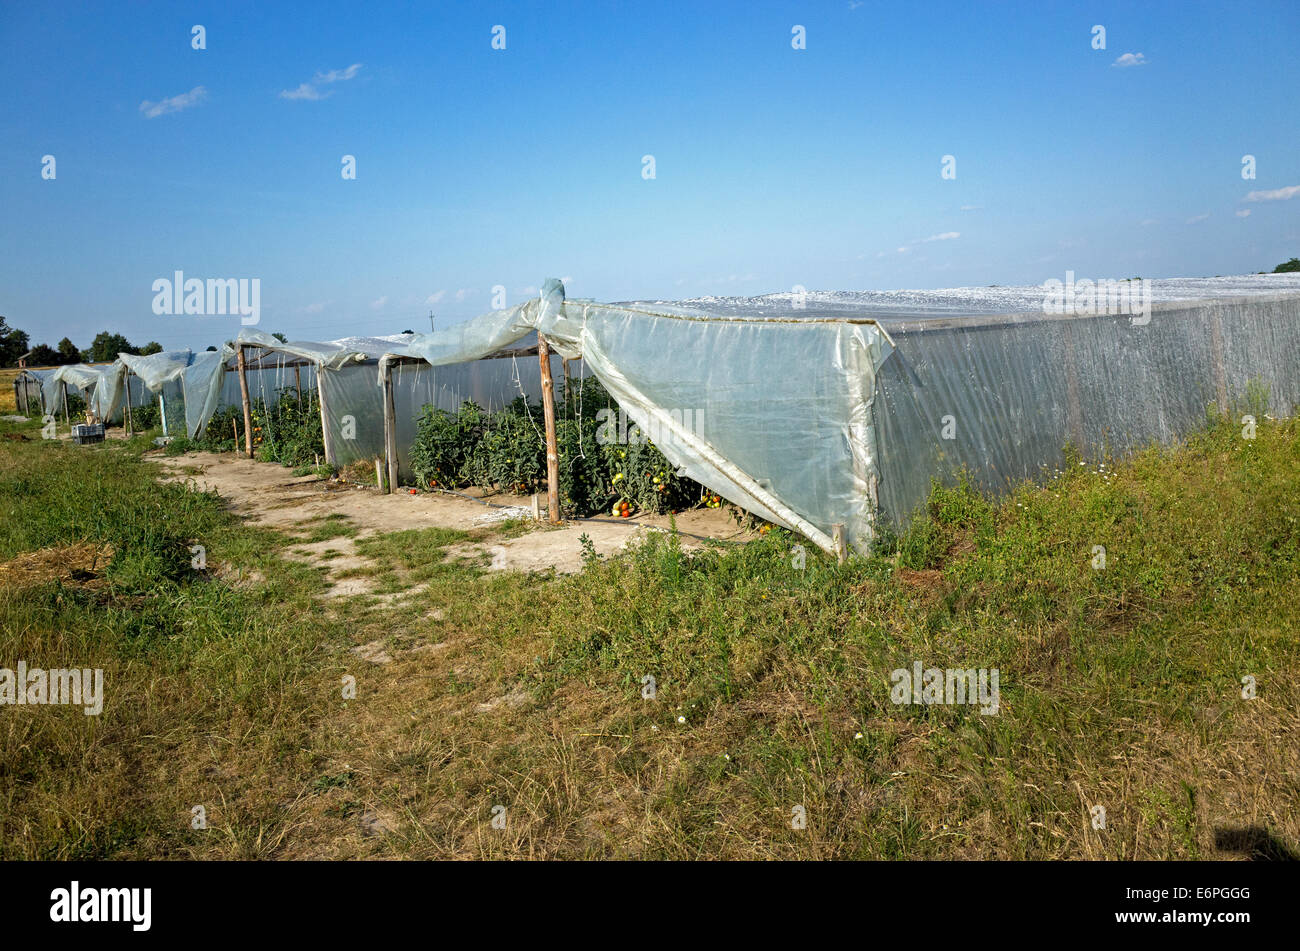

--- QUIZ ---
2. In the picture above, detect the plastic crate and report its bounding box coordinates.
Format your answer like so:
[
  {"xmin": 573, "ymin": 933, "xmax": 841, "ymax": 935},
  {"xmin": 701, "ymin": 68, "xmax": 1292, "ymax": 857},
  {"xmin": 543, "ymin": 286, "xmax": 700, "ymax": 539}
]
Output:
[{"xmin": 71, "ymin": 423, "xmax": 105, "ymax": 445}]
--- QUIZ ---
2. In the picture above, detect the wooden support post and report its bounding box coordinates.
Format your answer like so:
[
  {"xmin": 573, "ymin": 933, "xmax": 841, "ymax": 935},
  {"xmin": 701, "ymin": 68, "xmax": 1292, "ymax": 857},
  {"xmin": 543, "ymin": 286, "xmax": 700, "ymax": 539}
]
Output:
[
  {"xmin": 159, "ymin": 392, "xmax": 168, "ymax": 436},
  {"xmin": 236, "ymin": 345, "xmax": 254, "ymax": 457},
  {"xmin": 62, "ymin": 384, "xmax": 70, "ymax": 431},
  {"xmin": 382, "ymin": 360, "xmax": 398, "ymax": 495},
  {"xmin": 832, "ymin": 523, "xmax": 848, "ymax": 564},
  {"xmin": 562, "ymin": 357, "xmax": 571, "ymax": 405},
  {"xmin": 232, "ymin": 413, "xmax": 239, "ymax": 448},
  {"xmin": 124, "ymin": 372, "xmax": 134, "ymax": 436},
  {"xmin": 316, "ymin": 370, "xmax": 335, "ymax": 465},
  {"xmin": 294, "ymin": 364, "xmax": 303, "ymax": 410},
  {"xmin": 538, "ymin": 334, "xmax": 560, "ymax": 523}
]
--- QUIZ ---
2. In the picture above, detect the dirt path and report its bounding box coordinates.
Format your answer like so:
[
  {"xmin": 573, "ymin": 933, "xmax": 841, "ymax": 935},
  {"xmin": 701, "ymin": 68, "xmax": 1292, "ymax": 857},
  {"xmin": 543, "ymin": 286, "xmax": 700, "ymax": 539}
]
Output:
[{"xmin": 150, "ymin": 451, "xmax": 750, "ymax": 592}]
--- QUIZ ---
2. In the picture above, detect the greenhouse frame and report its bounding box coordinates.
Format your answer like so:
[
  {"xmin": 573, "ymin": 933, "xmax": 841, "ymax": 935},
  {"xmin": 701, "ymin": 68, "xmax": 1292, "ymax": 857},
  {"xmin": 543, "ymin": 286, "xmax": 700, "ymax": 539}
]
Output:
[{"xmin": 23, "ymin": 274, "xmax": 1300, "ymax": 558}]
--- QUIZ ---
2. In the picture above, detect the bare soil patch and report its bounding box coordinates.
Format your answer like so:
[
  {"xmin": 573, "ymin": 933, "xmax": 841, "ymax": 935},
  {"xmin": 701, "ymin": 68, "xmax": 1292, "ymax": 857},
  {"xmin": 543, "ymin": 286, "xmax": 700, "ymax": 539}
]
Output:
[{"xmin": 149, "ymin": 451, "xmax": 750, "ymax": 593}]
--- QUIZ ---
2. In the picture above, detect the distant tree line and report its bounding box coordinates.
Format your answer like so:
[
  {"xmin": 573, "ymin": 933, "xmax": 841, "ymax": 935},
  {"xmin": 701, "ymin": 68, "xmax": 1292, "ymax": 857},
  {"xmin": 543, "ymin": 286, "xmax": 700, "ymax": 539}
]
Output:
[{"xmin": 0, "ymin": 317, "xmax": 163, "ymax": 368}]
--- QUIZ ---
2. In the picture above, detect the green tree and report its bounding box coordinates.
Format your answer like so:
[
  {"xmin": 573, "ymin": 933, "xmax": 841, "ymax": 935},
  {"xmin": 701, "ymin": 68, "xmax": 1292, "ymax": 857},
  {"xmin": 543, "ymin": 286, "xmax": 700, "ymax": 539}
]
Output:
[
  {"xmin": 1273, "ymin": 257, "xmax": 1300, "ymax": 273},
  {"xmin": 26, "ymin": 342, "xmax": 61, "ymax": 366},
  {"xmin": 0, "ymin": 317, "xmax": 30, "ymax": 368},
  {"xmin": 88, "ymin": 331, "xmax": 134, "ymax": 362},
  {"xmin": 272, "ymin": 332, "xmax": 288, "ymax": 343},
  {"xmin": 56, "ymin": 337, "xmax": 81, "ymax": 364},
  {"xmin": 138, "ymin": 341, "xmax": 163, "ymax": 355}
]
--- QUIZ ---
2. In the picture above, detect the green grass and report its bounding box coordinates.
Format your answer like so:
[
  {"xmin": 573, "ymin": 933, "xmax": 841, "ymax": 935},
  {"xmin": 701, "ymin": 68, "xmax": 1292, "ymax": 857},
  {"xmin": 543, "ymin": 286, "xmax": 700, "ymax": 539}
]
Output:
[
  {"xmin": 295, "ymin": 514, "xmax": 359, "ymax": 544},
  {"xmin": 0, "ymin": 410, "xmax": 1297, "ymax": 860}
]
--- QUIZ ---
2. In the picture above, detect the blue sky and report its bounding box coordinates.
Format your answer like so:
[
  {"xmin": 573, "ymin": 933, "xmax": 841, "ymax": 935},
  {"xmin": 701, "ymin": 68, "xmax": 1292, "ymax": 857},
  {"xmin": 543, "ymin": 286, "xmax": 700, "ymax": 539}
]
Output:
[{"xmin": 2, "ymin": 0, "xmax": 1297, "ymax": 353}]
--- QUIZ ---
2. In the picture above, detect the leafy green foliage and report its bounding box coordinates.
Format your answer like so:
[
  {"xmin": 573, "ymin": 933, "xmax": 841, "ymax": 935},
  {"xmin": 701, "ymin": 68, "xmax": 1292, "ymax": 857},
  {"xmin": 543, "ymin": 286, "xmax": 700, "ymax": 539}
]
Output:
[
  {"xmin": 130, "ymin": 401, "xmax": 160, "ymax": 430},
  {"xmin": 410, "ymin": 377, "xmax": 704, "ymax": 516},
  {"xmin": 251, "ymin": 391, "xmax": 324, "ymax": 468}
]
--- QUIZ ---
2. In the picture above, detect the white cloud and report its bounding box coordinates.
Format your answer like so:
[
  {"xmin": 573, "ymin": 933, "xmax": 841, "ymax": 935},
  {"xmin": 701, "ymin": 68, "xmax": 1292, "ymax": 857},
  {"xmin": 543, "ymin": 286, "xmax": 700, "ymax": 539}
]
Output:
[
  {"xmin": 426, "ymin": 290, "xmax": 446, "ymax": 305},
  {"xmin": 280, "ymin": 63, "xmax": 363, "ymax": 102},
  {"xmin": 279, "ymin": 83, "xmax": 325, "ymax": 101},
  {"xmin": 454, "ymin": 288, "xmax": 476, "ymax": 302},
  {"xmin": 959, "ymin": 205, "xmax": 982, "ymax": 212},
  {"xmin": 1236, "ymin": 209, "xmax": 1252, "ymax": 218},
  {"xmin": 370, "ymin": 296, "xmax": 388, "ymax": 310},
  {"xmin": 1112, "ymin": 52, "xmax": 1148, "ymax": 67},
  {"xmin": 1186, "ymin": 214, "xmax": 1210, "ymax": 224},
  {"xmin": 896, "ymin": 231, "xmax": 960, "ymax": 254},
  {"xmin": 301, "ymin": 301, "xmax": 331, "ymax": 314},
  {"xmin": 139, "ymin": 86, "xmax": 207, "ymax": 118},
  {"xmin": 315, "ymin": 63, "xmax": 363, "ymax": 84},
  {"xmin": 1140, "ymin": 218, "xmax": 1158, "ymax": 226},
  {"xmin": 1244, "ymin": 185, "xmax": 1300, "ymax": 202}
]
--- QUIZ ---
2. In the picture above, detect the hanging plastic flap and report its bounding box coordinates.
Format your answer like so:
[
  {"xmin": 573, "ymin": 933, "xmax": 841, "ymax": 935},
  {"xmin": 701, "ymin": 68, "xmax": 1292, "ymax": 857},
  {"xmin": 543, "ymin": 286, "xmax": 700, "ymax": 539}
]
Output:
[
  {"xmin": 397, "ymin": 279, "xmax": 893, "ymax": 555},
  {"xmin": 182, "ymin": 346, "xmax": 233, "ymax": 438},
  {"xmin": 119, "ymin": 351, "xmax": 194, "ymax": 392}
]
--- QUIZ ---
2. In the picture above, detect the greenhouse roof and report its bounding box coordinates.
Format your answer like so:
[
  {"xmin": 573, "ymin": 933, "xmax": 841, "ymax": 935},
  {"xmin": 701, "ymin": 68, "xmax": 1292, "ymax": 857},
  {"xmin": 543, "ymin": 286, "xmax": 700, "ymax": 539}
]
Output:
[{"xmin": 623, "ymin": 273, "xmax": 1300, "ymax": 323}]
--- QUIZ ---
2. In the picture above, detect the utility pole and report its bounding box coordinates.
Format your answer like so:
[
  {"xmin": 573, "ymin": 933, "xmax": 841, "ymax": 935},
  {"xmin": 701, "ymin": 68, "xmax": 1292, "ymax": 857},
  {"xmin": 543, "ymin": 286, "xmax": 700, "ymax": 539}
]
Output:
[{"xmin": 429, "ymin": 310, "xmax": 435, "ymax": 333}]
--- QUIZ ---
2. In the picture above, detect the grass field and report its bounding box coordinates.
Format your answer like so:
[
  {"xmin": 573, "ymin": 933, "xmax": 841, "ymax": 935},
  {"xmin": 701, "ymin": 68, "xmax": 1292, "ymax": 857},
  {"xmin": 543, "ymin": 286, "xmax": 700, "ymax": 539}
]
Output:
[
  {"xmin": 0, "ymin": 409, "xmax": 1296, "ymax": 859},
  {"xmin": 0, "ymin": 369, "xmax": 21, "ymax": 414}
]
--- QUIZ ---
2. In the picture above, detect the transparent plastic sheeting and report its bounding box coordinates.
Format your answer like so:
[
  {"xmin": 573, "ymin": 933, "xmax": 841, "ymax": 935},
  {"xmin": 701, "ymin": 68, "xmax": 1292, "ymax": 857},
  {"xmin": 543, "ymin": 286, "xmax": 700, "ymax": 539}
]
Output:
[
  {"xmin": 211, "ymin": 328, "xmax": 582, "ymax": 480},
  {"xmin": 320, "ymin": 351, "xmax": 582, "ymax": 478},
  {"xmin": 872, "ymin": 294, "xmax": 1300, "ymax": 525},
  {"xmin": 400, "ymin": 280, "xmax": 893, "ymax": 555},
  {"xmin": 13, "ymin": 370, "xmax": 52, "ymax": 413},
  {"xmin": 177, "ymin": 274, "xmax": 1300, "ymax": 556},
  {"xmin": 396, "ymin": 276, "xmax": 1300, "ymax": 556},
  {"xmin": 36, "ymin": 351, "xmax": 225, "ymax": 434},
  {"xmin": 40, "ymin": 363, "xmax": 150, "ymax": 422}
]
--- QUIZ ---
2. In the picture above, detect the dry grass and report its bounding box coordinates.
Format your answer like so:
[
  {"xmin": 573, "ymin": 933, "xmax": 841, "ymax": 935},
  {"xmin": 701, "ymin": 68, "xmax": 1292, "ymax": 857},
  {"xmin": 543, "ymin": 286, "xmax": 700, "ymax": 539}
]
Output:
[{"xmin": 1, "ymin": 410, "xmax": 1297, "ymax": 860}]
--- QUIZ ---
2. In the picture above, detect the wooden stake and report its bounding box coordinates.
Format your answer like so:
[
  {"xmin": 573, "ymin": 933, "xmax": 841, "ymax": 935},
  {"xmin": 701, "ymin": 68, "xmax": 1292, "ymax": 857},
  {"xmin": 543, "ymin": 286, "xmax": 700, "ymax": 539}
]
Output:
[
  {"xmin": 124, "ymin": 372, "xmax": 134, "ymax": 436},
  {"xmin": 382, "ymin": 360, "xmax": 398, "ymax": 494},
  {"xmin": 832, "ymin": 523, "xmax": 847, "ymax": 564},
  {"xmin": 232, "ymin": 413, "xmax": 239, "ymax": 448},
  {"xmin": 236, "ymin": 345, "xmax": 253, "ymax": 457},
  {"xmin": 294, "ymin": 364, "xmax": 303, "ymax": 410},
  {"xmin": 62, "ymin": 384, "xmax": 70, "ymax": 431},
  {"xmin": 538, "ymin": 334, "xmax": 560, "ymax": 523}
]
